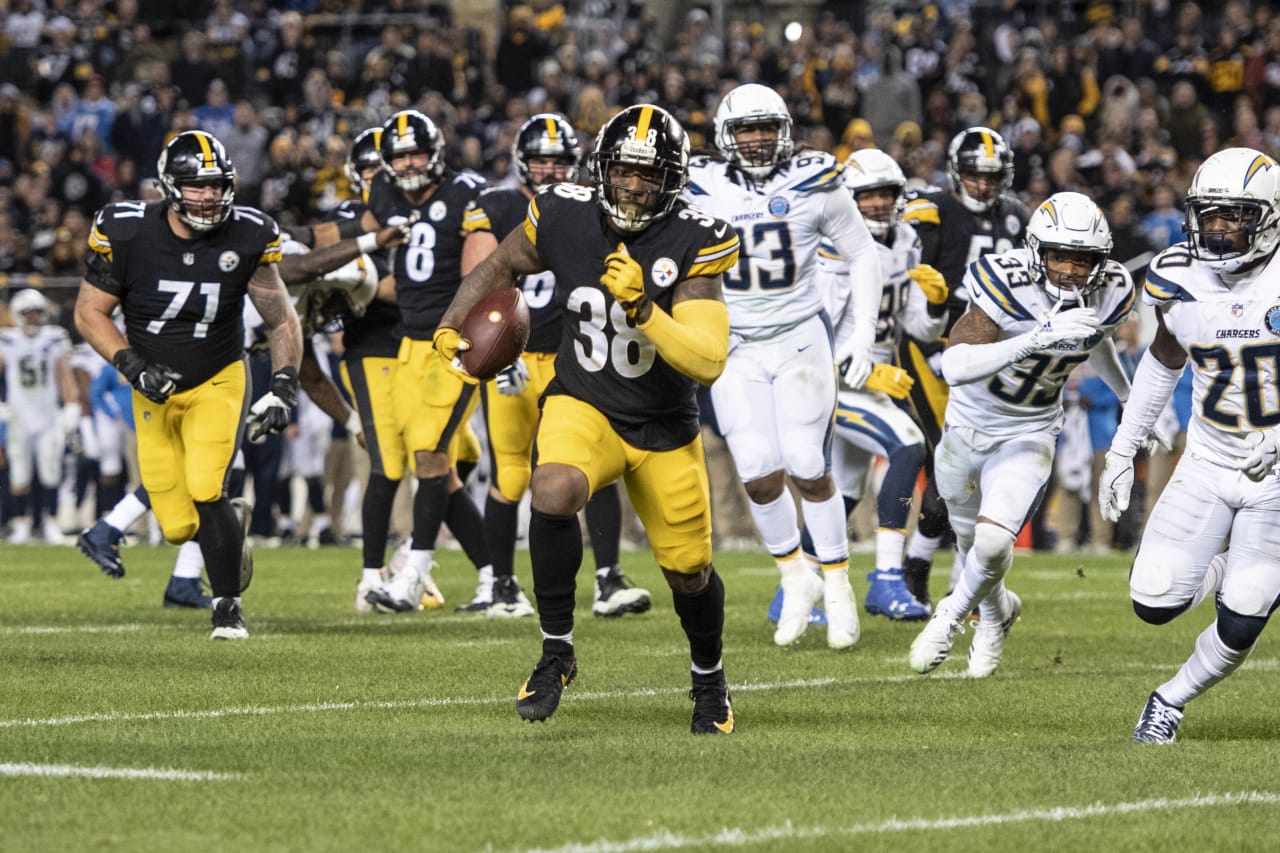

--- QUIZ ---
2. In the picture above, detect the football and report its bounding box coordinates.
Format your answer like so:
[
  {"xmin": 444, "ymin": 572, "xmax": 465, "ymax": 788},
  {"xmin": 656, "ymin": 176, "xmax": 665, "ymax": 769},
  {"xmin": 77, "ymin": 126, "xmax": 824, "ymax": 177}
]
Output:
[{"xmin": 458, "ymin": 288, "xmax": 530, "ymax": 381}]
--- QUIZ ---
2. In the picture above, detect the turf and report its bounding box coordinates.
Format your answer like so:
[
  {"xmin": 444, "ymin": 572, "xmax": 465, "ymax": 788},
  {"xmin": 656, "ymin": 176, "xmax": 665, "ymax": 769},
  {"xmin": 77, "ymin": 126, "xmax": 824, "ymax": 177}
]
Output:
[{"xmin": 2, "ymin": 542, "xmax": 1278, "ymax": 852}]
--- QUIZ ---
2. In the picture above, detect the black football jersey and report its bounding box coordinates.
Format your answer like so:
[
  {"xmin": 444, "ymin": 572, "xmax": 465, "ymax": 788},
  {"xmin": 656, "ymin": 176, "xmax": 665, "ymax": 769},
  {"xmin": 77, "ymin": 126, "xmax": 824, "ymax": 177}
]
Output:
[
  {"xmin": 323, "ymin": 199, "xmax": 399, "ymax": 360},
  {"xmin": 527, "ymin": 185, "xmax": 739, "ymax": 450},
  {"xmin": 85, "ymin": 201, "xmax": 282, "ymax": 388},
  {"xmin": 903, "ymin": 189, "xmax": 1029, "ymax": 332},
  {"xmin": 463, "ymin": 186, "xmax": 560, "ymax": 353},
  {"xmin": 366, "ymin": 168, "xmax": 486, "ymax": 339}
]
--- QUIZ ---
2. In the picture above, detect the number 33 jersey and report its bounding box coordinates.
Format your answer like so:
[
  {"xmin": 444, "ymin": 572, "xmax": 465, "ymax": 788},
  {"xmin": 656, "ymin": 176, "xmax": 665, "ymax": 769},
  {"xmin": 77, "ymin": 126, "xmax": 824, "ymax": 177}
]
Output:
[
  {"xmin": 946, "ymin": 247, "xmax": 1136, "ymax": 439},
  {"xmin": 524, "ymin": 184, "xmax": 738, "ymax": 450},
  {"xmin": 85, "ymin": 201, "xmax": 282, "ymax": 389},
  {"xmin": 1145, "ymin": 242, "xmax": 1280, "ymax": 467}
]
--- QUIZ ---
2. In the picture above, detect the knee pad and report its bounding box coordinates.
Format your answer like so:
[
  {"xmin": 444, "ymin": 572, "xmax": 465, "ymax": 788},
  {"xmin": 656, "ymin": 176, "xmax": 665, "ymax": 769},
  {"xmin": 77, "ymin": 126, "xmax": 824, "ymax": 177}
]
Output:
[
  {"xmin": 971, "ymin": 522, "xmax": 1015, "ymax": 578},
  {"xmin": 1216, "ymin": 600, "xmax": 1270, "ymax": 651},
  {"xmin": 1132, "ymin": 599, "xmax": 1187, "ymax": 626},
  {"xmin": 782, "ymin": 443, "xmax": 826, "ymax": 482}
]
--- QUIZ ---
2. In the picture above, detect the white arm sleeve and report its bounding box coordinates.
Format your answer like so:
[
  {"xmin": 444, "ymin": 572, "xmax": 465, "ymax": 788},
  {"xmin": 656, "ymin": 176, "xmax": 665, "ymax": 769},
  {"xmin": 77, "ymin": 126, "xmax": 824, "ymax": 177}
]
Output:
[
  {"xmin": 1110, "ymin": 348, "xmax": 1184, "ymax": 458},
  {"xmin": 900, "ymin": 277, "xmax": 947, "ymax": 343},
  {"xmin": 940, "ymin": 335, "xmax": 1037, "ymax": 386},
  {"xmin": 823, "ymin": 190, "xmax": 881, "ymax": 361},
  {"xmin": 1087, "ymin": 336, "xmax": 1131, "ymax": 403}
]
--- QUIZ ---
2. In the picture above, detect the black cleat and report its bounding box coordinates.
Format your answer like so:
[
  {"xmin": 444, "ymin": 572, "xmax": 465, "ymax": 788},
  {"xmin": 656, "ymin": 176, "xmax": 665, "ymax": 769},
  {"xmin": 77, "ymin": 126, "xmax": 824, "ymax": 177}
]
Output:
[
  {"xmin": 1133, "ymin": 691, "xmax": 1183, "ymax": 744},
  {"xmin": 210, "ymin": 597, "xmax": 249, "ymax": 640},
  {"xmin": 593, "ymin": 566, "xmax": 652, "ymax": 617},
  {"xmin": 516, "ymin": 652, "xmax": 577, "ymax": 722},
  {"xmin": 903, "ymin": 557, "xmax": 932, "ymax": 608},
  {"xmin": 163, "ymin": 576, "xmax": 212, "ymax": 609},
  {"xmin": 77, "ymin": 520, "xmax": 126, "ymax": 579},
  {"xmin": 690, "ymin": 670, "xmax": 734, "ymax": 734}
]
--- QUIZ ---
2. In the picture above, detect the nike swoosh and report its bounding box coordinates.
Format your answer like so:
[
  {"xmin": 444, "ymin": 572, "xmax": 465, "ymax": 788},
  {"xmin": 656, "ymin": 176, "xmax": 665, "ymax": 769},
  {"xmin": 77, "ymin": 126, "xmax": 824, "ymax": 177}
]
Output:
[
  {"xmin": 517, "ymin": 682, "xmax": 535, "ymax": 700},
  {"xmin": 797, "ymin": 344, "xmax": 812, "ymax": 352},
  {"xmin": 715, "ymin": 224, "xmax": 728, "ymax": 238},
  {"xmin": 715, "ymin": 708, "xmax": 734, "ymax": 733}
]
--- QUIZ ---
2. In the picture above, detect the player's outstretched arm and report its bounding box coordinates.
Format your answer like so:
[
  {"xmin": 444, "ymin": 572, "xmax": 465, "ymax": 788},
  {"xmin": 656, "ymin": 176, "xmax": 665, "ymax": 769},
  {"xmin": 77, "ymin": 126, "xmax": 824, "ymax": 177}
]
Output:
[
  {"xmin": 248, "ymin": 262, "xmax": 304, "ymax": 374},
  {"xmin": 279, "ymin": 224, "xmax": 405, "ymax": 286},
  {"xmin": 440, "ymin": 226, "xmax": 543, "ymax": 331}
]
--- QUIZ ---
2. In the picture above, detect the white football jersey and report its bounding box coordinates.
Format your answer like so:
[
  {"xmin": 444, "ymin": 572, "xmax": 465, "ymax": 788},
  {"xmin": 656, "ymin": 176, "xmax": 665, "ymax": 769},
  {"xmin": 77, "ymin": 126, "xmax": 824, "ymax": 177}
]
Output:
[
  {"xmin": 945, "ymin": 248, "xmax": 1136, "ymax": 438},
  {"xmin": 684, "ymin": 152, "xmax": 879, "ymax": 341},
  {"xmin": 1144, "ymin": 242, "xmax": 1280, "ymax": 468},
  {"xmin": 816, "ymin": 221, "xmax": 944, "ymax": 364},
  {"xmin": 0, "ymin": 324, "xmax": 70, "ymax": 429}
]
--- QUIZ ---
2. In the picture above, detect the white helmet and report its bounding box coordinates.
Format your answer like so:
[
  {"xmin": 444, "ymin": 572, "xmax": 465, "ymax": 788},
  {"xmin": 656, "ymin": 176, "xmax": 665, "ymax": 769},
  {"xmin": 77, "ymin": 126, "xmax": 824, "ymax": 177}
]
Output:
[
  {"xmin": 1185, "ymin": 147, "xmax": 1280, "ymax": 274},
  {"xmin": 1024, "ymin": 192, "xmax": 1113, "ymax": 304},
  {"xmin": 713, "ymin": 83, "xmax": 794, "ymax": 180},
  {"xmin": 843, "ymin": 149, "xmax": 906, "ymax": 239},
  {"xmin": 9, "ymin": 288, "xmax": 48, "ymax": 335}
]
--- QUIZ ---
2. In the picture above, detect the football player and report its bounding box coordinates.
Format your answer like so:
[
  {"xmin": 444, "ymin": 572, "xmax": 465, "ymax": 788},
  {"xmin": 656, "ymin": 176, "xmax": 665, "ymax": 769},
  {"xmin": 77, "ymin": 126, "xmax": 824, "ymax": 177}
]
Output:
[
  {"xmin": 909, "ymin": 192, "xmax": 1135, "ymax": 678},
  {"xmin": 683, "ymin": 82, "xmax": 885, "ymax": 650},
  {"xmin": 899, "ymin": 126, "xmax": 1032, "ymax": 605},
  {"xmin": 0, "ymin": 288, "xmax": 78, "ymax": 545},
  {"xmin": 1097, "ymin": 148, "xmax": 1280, "ymax": 743},
  {"xmin": 74, "ymin": 129, "xmax": 304, "ymax": 639},
  {"xmin": 460, "ymin": 112, "xmax": 649, "ymax": 619},
  {"xmin": 438, "ymin": 104, "xmax": 739, "ymax": 733}
]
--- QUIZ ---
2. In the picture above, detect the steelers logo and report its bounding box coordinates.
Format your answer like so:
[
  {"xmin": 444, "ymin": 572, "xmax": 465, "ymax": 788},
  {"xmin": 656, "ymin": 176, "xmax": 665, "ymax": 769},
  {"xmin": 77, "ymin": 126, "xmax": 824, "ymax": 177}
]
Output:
[
  {"xmin": 650, "ymin": 257, "xmax": 679, "ymax": 289},
  {"xmin": 429, "ymin": 201, "xmax": 447, "ymax": 222},
  {"xmin": 219, "ymin": 251, "xmax": 239, "ymax": 272}
]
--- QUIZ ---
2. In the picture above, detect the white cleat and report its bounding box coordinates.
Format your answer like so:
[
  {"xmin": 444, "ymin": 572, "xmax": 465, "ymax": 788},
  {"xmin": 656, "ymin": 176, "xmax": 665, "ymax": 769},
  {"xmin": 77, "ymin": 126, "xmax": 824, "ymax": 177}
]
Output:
[
  {"xmin": 823, "ymin": 568, "xmax": 860, "ymax": 650},
  {"xmin": 909, "ymin": 594, "xmax": 966, "ymax": 673},
  {"xmin": 366, "ymin": 563, "xmax": 428, "ymax": 613},
  {"xmin": 8, "ymin": 518, "xmax": 32, "ymax": 545},
  {"xmin": 774, "ymin": 566, "xmax": 825, "ymax": 646},
  {"xmin": 355, "ymin": 571, "xmax": 386, "ymax": 613},
  {"xmin": 42, "ymin": 518, "xmax": 64, "ymax": 545},
  {"xmin": 968, "ymin": 590, "xmax": 1022, "ymax": 678}
]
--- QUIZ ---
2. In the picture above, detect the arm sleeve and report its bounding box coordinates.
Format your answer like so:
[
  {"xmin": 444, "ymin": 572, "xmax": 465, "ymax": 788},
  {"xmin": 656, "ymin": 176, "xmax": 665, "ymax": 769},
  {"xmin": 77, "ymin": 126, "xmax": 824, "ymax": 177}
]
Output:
[
  {"xmin": 1088, "ymin": 337, "xmax": 1132, "ymax": 404},
  {"xmin": 822, "ymin": 190, "xmax": 881, "ymax": 361},
  {"xmin": 940, "ymin": 335, "xmax": 1037, "ymax": 386},
  {"xmin": 636, "ymin": 298, "xmax": 730, "ymax": 385},
  {"xmin": 1109, "ymin": 348, "xmax": 1184, "ymax": 457},
  {"xmin": 900, "ymin": 275, "xmax": 947, "ymax": 343}
]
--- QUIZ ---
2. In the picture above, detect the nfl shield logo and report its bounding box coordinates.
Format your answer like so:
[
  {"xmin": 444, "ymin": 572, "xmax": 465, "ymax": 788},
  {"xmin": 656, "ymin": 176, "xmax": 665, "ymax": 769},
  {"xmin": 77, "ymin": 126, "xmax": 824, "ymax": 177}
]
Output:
[
  {"xmin": 1232, "ymin": 303, "xmax": 1244, "ymax": 318},
  {"xmin": 183, "ymin": 252, "xmax": 195, "ymax": 266}
]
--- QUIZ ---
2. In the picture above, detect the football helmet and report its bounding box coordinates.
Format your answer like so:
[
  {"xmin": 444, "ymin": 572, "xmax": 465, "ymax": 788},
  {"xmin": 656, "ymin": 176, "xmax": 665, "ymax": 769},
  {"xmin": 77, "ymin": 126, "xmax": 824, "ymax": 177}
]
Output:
[
  {"xmin": 513, "ymin": 113, "xmax": 581, "ymax": 191},
  {"xmin": 379, "ymin": 110, "xmax": 445, "ymax": 194},
  {"xmin": 947, "ymin": 126, "xmax": 1013, "ymax": 214},
  {"xmin": 713, "ymin": 83, "xmax": 794, "ymax": 179},
  {"xmin": 590, "ymin": 104, "xmax": 689, "ymax": 233},
  {"xmin": 843, "ymin": 148, "xmax": 907, "ymax": 239},
  {"xmin": 1184, "ymin": 147, "xmax": 1280, "ymax": 274},
  {"xmin": 9, "ymin": 288, "xmax": 48, "ymax": 335},
  {"xmin": 1024, "ymin": 191, "xmax": 1113, "ymax": 304},
  {"xmin": 157, "ymin": 130, "xmax": 236, "ymax": 231},
  {"xmin": 345, "ymin": 127, "xmax": 383, "ymax": 202}
]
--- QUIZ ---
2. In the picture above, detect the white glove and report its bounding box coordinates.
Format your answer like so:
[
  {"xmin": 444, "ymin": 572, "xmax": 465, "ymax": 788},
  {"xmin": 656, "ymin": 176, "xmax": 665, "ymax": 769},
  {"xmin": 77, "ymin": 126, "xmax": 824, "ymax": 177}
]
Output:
[
  {"xmin": 60, "ymin": 402, "xmax": 81, "ymax": 440},
  {"xmin": 1237, "ymin": 429, "xmax": 1280, "ymax": 482},
  {"xmin": 838, "ymin": 352, "xmax": 873, "ymax": 390},
  {"xmin": 1027, "ymin": 306, "xmax": 1099, "ymax": 351},
  {"xmin": 78, "ymin": 415, "xmax": 101, "ymax": 460},
  {"xmin": 1097, "ymin": 451, "xmax": 1135, "ymax": 523},
  {"xmin": 320, "ymin": 254, "xmax": 379, "ymax": 316},
  {"xmin": 495, "ymin": 359, "xmax": 530, "ymax": 397}
]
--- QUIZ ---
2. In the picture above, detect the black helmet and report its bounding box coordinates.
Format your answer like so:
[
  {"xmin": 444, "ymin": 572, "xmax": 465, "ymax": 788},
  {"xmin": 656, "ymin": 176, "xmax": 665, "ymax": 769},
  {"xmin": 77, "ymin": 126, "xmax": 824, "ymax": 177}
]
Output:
[
  {"xmin": 379, "ymin": 110, "xmax": 445, "ymax": 193},
  {"xmin": 589, "ymin": 105, "xmax": 689, "ymax": 233},
  {"xmin": 513, "ymin": 113, "xmax": 581, "ymax": 191},
  {"xmin": 346, "ymin": 127, "xmax": 383, "ymax": 200},
  {"xmin": 947, "ymin": 126, "xmax": 1013, "ymax": 213},
  {"xmin": 157, "ymin": 130, "xmax": 236, "ymax": 231}
]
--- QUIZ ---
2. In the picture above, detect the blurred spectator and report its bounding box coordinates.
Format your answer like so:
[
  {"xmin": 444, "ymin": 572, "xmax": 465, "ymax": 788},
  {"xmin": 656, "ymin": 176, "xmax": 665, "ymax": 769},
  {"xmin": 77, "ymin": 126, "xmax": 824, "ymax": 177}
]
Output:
[
  {"xmin": 1139, "ymin": 183, "xmax": 1185, "ymax": 251},
  {"xmin": 255, "ymin": 11, "xmax": 311, "ymax": 107},
  {"xmin": 222, "ymin": 100, "xmax": 269, "ymax": 198},
  {"xmin": 109, "ymin": 83, "xmax": 176, "ymax": 180},
  {"xmin": 194, "ymin": 79, "xmax": 235, "ymax": 142},
  {"xmin": 170, "ymin": 30, "xmax": 219, "ymax": 108},
  {"xmin": 33, "ymin": 16, "xmax": 82, "ymax": 103},
  {"xmin": 861, "ymin": 45, "xmax": 922, "ymax": 149},
  {"xmin": 69, "ymin": 75, "xmax": 117, "ymax": 154},
  {"xmin": 256, "ymin": 132, "xmax": 309, "ymax": 225},
  {"xmin": 495, "ymin": 5, "xmax": 550, "ymax": 96},
  {"xmin": 5, "ymin": 0, "xmax": 47, "ymax": 91}
]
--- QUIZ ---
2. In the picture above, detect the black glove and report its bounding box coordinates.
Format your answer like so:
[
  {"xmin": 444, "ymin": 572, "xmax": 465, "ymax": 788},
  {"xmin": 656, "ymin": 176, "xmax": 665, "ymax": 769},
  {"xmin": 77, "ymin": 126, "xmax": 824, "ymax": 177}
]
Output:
[
  {"xmin": 113, "ymin": 348, "xmax": 182, "ymax": 404},
  {"xmin": 246, "ymin": 366, "xmax": 299, "ymax": 444}
]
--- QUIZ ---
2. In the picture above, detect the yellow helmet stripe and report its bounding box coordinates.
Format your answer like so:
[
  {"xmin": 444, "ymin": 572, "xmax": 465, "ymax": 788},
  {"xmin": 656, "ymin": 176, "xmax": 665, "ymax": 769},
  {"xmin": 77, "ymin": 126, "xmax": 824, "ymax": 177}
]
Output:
[
  {"xmin": 981, "ymin": 129, "xmax": 994, "ymax": 159},
  {"xmin": 544, "ymin": 116, "xmax": 558, "ymax": 145},
  {"xmin": 634, "ymin": 107, "xmax": 653, "ymax": 141},
  {"xmin": 195, "ymin": 132, "xmax": 214, "ymax": 168},
  {"xmin": 397, "ymin": 112, "xmax": 409, "ymax": 138}
]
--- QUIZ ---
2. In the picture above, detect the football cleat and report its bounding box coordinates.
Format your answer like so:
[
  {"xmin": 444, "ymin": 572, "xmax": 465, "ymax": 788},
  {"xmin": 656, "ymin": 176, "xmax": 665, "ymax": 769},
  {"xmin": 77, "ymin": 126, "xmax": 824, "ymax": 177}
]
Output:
[
  {"xmin": 230, "ymin": 497, "xmax": 254, "ymax": 592},
  {"xmin": 909, "ymin": 594, "xmax": 966, "ymax": 673},
  {"xmin": 593, "ymin": 566, "xmax": 652, "ymax": 617},
  {"xmin": 516, "ymin": 650, "xmax": 577, "ymax": 722},
  {"xmin": 366, "ymin": 562, "xmax": 437, "ymax": 613},
  {"xmin": 77, "ymin": 519, "xmax": 126, "ymax": 578},
  {"xmin": 967, "ymin": 589, "xmax": 1022, "ymax": 678},
  {"xmin": 42, "ymin": 518, "xmax": 64, "ymax": 545},
  {"xmin": 488, "ymin": 575, "xmax": 535, "ymax": 618},
  {"xmin": 902, "ymin": 557, "xmax": 932, "ymax": 607},
  {"xmin": 765, "ymin": 586, "xmax": 827, "ymax": 625},
  {"xmin": 864, "ymin": 568, "xmax": 931, "ymax": 621},
  {"xmin": 774, "ymin": 565, "xmax": 824, "ymax": 646},
  {"xmin": 689, "ymin": 670, "xmax": 735, "ymax": 734},
  {"xmin": 823, "ymin": 568, "xmax": 861, "ymax": 650},
  {"xmin": 210, "ymin": 596, "xmax": 249, "ymax": 640},
  {"xmin": 354, "ymin": 571, "xmax": 386, "ymax": 613},
  {"xmin": 1133, "ymin": 691, "xmax": 1183, "ymax": 744},
  {"xmin": 456, "ymin": 566, "xmax": 495, "ymax": 613},
  {"xmin": 8, "ymin": 517, "xmax": 32, "ymax": 545},
  {"xmin": 163, "ymin": 576, "xmax": 213, "ymax": 609}
]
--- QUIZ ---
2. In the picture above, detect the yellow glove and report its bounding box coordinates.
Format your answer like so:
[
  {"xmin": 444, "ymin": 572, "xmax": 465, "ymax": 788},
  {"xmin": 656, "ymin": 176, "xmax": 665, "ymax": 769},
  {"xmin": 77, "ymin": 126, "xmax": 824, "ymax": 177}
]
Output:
[
  {"xmin": 431, "ymin": 327, "xmax": 479, "ymax": 385},
  {"xmin": 600, "ymin": 243, "xmax": 647, "ymax": 314},
  {"xmin": 908, "ymin": 264, "xmax": 948, "ymax": 306},
  {"xmin": 863, "ymin": 363, "xmax": 915, "ymax": 399}
]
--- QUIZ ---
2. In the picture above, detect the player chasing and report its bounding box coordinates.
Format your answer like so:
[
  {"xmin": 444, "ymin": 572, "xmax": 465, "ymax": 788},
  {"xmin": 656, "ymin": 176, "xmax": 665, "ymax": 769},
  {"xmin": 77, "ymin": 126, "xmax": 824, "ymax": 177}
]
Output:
[
  {"xmin": 1098, "ymin": 148, "xmax": 1280, "ymax": 744},
  {"xmin": 437, "ymin": 105, "xmax": 739, "ymax": 733}
]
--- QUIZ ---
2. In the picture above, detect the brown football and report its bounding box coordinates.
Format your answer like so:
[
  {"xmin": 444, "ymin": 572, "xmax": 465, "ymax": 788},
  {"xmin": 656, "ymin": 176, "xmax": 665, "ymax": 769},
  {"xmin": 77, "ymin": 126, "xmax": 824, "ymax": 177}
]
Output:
[{"xmin": 458, "ymin": 288, "xmax": 530, "ymax": 381}]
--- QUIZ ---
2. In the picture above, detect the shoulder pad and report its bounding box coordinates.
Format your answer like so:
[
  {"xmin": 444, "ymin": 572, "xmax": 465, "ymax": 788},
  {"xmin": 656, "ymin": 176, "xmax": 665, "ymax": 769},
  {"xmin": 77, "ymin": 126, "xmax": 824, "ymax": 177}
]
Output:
[
  {"xmin": 783, "ymin": 151, "xmax": 843, "ymax": 194},
  {"xmin": 1097, "ymin": 261, "xmax": 1137, "ymax": 326},
  {"xmin": 966, "ymin": 252, "xmax": 1036, "ymax": 322},
  {"xmin": 902, "ymin": 195, "xmax": 940, "ymax": 226},
  {"xmin": 1143, "ymin": 244, "xmax": 1199, "ymax": 305}
]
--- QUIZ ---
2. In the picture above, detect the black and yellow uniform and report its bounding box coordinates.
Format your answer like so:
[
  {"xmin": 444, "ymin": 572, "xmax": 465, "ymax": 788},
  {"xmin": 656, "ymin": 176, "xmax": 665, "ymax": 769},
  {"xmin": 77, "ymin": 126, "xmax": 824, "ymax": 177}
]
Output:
[
  {"xmin": 86, "ymin": 200, "xmax": 281, "ymax": 541},
  {"xmin": 366, "ymin": 168, "xmax": 486, "ymax": 455},
  {"xmin": 526, "ymin": 184, "xmax": 738, "ymax": 571}
]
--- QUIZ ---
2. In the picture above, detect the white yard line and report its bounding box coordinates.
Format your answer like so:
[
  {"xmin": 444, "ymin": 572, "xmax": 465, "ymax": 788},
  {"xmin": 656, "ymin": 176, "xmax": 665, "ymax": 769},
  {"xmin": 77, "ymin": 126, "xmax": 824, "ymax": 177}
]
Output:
[
  {"xmin": 0, "ymin": 762, "xmax": 237, "ymax": 781},
  {"xmin": 513, "ymin": 791, "xmax": 1280, "ymax": 853},
  {"xmin": 0, "ymin": 624, "xmax": 147, "ymax": 635}
]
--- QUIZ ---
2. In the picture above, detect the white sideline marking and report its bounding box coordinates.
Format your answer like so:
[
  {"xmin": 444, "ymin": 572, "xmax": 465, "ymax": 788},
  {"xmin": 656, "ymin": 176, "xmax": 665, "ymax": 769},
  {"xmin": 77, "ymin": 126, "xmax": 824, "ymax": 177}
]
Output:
[
  {"xmin": 0, "ymin": 624, "xmax": 146, "ymax": 635},
  {"xmin": 515, "ymin": 791, "xmax": 1280, "ymax": 853},
  {"xmin": 0, "ymin": 678, "xmax": 838, "ymax": 730},
  {"xmin": 0, "ymin": 762, "xmax": 237, "ymax": 781}
]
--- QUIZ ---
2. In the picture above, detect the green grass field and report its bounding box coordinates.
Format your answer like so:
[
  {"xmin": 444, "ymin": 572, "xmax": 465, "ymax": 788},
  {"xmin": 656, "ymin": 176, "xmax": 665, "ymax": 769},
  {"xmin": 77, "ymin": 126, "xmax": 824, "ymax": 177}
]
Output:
[{"xmin": 3, "ymin": 541, "xmax": 1279, "ymax": 852}]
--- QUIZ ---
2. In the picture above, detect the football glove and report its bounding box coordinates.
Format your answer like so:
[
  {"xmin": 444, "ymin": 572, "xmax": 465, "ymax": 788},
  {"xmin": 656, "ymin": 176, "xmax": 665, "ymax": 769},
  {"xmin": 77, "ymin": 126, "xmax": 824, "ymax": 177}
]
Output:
[
  {"xmin": 1027, "ymin": 306, "xmax": 1098, "ymax": 351},
  {"xmin": 837, "ymin": 352, "xmax": 873, "ymax": 390},
  {"xmin": 432, "ymin": 326, "xmax": 470, "ymax": 362},
  {"xmin": 1097, "ymin": 451, "xmax": 1134, "ymax": 523},
  {"xmin": 600, "ymin": 243, "xmax": 647, "ymax": 314},
  {"xmin": 908, "ymin": 264, "xmax": 948, "ymax": 306},
  {"xmin": 113, "ymin": 348, "xmax": 182, "ymax": 404},
  {"xmin": 247, "ymin": 366, "xmax": 299, "ymax": 444},
  {"xmin": 863, "ymin": 363, "xmax": 915, "ymax": 399},
  {"xmin": 1237, "ymin": 429, "xmax": 1280, "ymax": 482},
  {"xmin": 495, "ymin": 359, "xmax": 530, "ymax": 397}
]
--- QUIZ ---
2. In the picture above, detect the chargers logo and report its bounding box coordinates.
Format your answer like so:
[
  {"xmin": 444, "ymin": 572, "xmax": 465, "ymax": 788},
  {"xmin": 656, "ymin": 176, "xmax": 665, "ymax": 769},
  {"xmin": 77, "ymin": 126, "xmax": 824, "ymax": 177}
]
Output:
[
  {"xmin": 650, "ymin": 257, "xmax": 678, "ymax": 289},
  {"xmin": 1266, "ymin": 305, "xmax": 1280, "ymax": 335},
  {"xmin": 768, "ymin": 196, "xmax": 789, "ymax": 217}
]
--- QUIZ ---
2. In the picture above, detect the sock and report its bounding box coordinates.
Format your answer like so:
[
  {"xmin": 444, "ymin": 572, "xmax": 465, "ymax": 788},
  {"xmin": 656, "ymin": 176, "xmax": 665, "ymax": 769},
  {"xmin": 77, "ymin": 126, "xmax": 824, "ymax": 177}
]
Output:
[
  {"xmin": 483, "ymin": 494, "xmax": 520, "ymax": 579},
  {"xmin": 312, "ymin": 513, "xmax": 331, "ymax": 534},
  {"xmin": 529, "ymin": 508, "xmax": 582, "ymax": 638},
  {"xmin": 584, "ymin": 483, "xmax": 622, "ymax": 571},
  {"xmin": 306, "ymin": 477, "xmax": 325, "ymax": 513},
  {"xmin": 540, "ymin": 633, "xmax": 574, "ymax": 658},
  {"xmin": 172, "ymin": 540, "xmax": 204, "ymax": 579},
  {"xmin": 670, "ymin": 568, "xmax": 725, "ymax": 671},
  {"xmin": 977, "ymin": 579, "xmax": 1009, "ymax": 623},
  {"xmin": 749, "ymin": 490, "xmax": 801, "ymax": 557},
  {"xmin": 1158, "ymin": 621, "xmax": 1253, "ymax": 707},
  {"xmin": 445, "ymin": 486, "xmax": 492, "ymax": 572},
  {"xmin": 194, "ymin": 498, "xmax": 243, "ymax": 599},
  {"xmin": 410, "ymin": 474, "xmax": 450, "ymax": 552},
  {"xmin": 801, "ymin": 494, "xmax": 850, "ymax": 567},
  {"xmin": 361, "ymin": 473, "xmax": 399, "ymax": 569},
  {"xmin": 104, "ymin": 490, "xmax": 149, "ymax": 533},
  {"xmin": 876, "ymin": 528, "xmax": 907, "ymax": 573},
  {"xmin": 906, "ymin": 530, "xmax": 944, "ymax": 564},
  {"xmin": 361, "ymin": 568, "xmax": 383, "ymax": 584}
]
